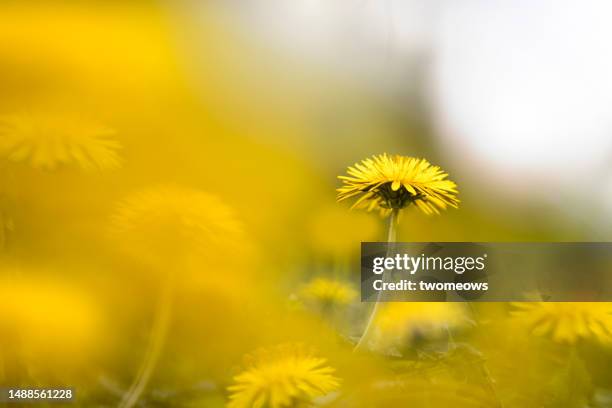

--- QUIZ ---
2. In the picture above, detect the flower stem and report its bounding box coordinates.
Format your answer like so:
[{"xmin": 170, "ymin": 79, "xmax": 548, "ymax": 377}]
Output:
[
  {"xmin": 119, "ymin": 275, "xmax": 175, "ymax": 408},
  {"xmin": 354, "ymin": 208, "xmax": 399, "ymax": 352}
]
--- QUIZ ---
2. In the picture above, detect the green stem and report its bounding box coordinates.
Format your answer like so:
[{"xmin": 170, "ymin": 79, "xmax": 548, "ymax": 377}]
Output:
[
  {"xmin": 354, "ymin": 208, "xmax": 399, "ymax": 352},
  {"xmin": 119, "ymin": 275, "xmax": 175, "ymax": 408}
]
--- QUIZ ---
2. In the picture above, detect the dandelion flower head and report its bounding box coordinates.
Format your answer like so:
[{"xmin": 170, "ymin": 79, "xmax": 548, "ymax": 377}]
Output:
[
  {"xmin": 110, "ymin": 186, "xmax": 246, "ymax": 264},
  {"xmin": 511, "ymin": 302, "xmax": 612, "ymax": 344},
  {"xmin": 337, "ymin": 153, "xmax": 459, "ymax": 215},
  {"xmin": 227, "ymin": 344, "xmax": 340, "ymax": 408},
  {"xmin": 300, "ymin": 277, "xmax": 357, "ymax": 307},
  {"xmin": 0, "ymin": 111, "xmax": 121, "ymax": 170}
]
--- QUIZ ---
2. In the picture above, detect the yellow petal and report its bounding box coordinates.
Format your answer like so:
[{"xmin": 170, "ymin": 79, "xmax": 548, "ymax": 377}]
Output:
[{"xmin": 404, "ymin": 184, "xmax": 417, "ymax": 195}]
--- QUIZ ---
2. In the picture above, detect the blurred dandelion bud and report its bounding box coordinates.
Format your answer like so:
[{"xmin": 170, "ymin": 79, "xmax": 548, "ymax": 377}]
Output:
[
  {"xmin": 300, "ymin": 277, "xmax": 357, "ymax": 309},
  {"xmin": 373, "ymin": 302, "xmax": 468, "ymax": 352},
  {"xmin": 227, "ymin": 344, "xmax": 340, "ymax": 408},
  {"xmin": 111, "ymin": 186, "xmax": 252, "ymax": 408},
  {"xmin": 0, "ymin": 110, "xmax": 121, "ymax": 171},
  {"xmin": 511, "ymin": 302, "xmax": 612, "ymax": 345},
  {"xmin": 308, "ymin": 204, "xmax": 380, "ymax": 258},
  {"xmin": 337, "ymin": 153, "xmax": 459, "ymax": 216},
  {"xmin": 110, "ymin": 185, "xmax": 251, "ymax": 271}
]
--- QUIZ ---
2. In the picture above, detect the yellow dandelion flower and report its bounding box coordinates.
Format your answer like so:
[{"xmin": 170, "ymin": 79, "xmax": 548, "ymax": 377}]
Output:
[
  {"xmin": 110, "ymin": 185, "xmax": 246, "ymax": 265},
  {"xmin": 374, "ymin": 302, "xmax": 467, "ymax": 345},
  {"xmin": 112, "ymin": 187, "xmax": 251, "ymax": 408},
  {"xmin": 227, "ymin": 344, "xmax": 340, "ymax": 408},
  {"xmin": 511, "ymin": 302, "xmax": 612, "ymax": 344},
  {"xmin": 337, "ymin": 153, "xmax": 459, "ymax": 215},
  {"xmin": 0, "ymin": 111, "xmax": 121, "ymax": 170},
  {"xmin": 301, "ymin": 277, "xmax": 357, "ymax": 307}
]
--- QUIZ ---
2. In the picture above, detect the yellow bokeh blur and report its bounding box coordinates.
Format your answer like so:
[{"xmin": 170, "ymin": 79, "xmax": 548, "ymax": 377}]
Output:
[{"xmin": 0, "ymin": 2, "xmax": 610, "ymax": 407}]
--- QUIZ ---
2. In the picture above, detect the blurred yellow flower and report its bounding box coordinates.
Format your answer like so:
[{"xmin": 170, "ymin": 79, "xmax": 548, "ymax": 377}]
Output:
[
  {"xmin": 308, "ymin": 204, "xmax": 380, "ymax": 257},
  {"xmin": 374, "ymin": 302, "xmax": 467, "ymax": 346},
  {"xmin": 511, "ymin": 302, "xmax": 612, "ymax": 344},
  {"xmin": 0, "ymin": 273, "xmax": 100, "ymax": 355},
  {"xmin": 0, "ymin": 111, "xmax": 121, "ymax": 170},
  {"xmin": 227, "ymin": 344, "xmax": 340, "ymax": 408},
  {"xmin": 111, "ymin": 187, "xmax": 252, "ymax": 408},
  {"xmin": 301, "ymin": 277, "xmax": 357, "ymax": 307},
  {"xmin": 110, "ymin": 185, "xmax": 247, "ymax": 265},
  {"xmin": 337, "ymin": 153, "xmax": 459, "ymax": 215}
]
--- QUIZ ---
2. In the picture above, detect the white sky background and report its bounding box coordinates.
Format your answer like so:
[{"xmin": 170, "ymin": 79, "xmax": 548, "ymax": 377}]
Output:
[
  {"xmin": 430, "ymin": 1, "xmax": 612, "ymax": 207},
  {"xmin": 177, "ymin": 0, "xmax": 612, "ymax": 224}
]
